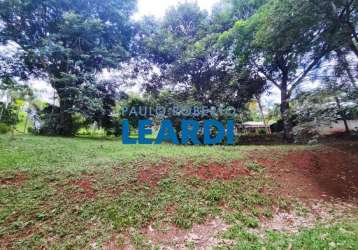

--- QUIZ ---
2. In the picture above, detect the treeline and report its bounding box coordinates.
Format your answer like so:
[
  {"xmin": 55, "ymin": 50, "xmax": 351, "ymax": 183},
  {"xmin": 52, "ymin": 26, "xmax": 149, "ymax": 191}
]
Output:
[{"xmin": 0, "ymin": 0, "xmax": 357, "ymax": 140}]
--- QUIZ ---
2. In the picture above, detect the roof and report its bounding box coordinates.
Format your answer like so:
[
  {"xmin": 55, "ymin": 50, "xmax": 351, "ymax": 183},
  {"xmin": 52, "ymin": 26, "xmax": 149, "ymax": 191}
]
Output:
[{"xmin": 243, "ymin": 122, "xmax": 266, "ymax": 128}]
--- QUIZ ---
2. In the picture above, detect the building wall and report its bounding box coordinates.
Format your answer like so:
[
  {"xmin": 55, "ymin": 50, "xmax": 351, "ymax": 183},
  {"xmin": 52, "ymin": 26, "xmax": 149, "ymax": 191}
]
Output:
[{"xmin": 317, "ymin": 120, "xmax": 358, "ymax": 135}]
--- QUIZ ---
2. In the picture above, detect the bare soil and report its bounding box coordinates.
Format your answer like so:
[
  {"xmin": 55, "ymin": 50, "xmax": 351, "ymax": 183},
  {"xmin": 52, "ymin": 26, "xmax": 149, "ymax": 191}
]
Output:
[
  {"xmin": 70, "ymin": 176, "xmax": 97, "ymax": 199},
  {"xmin": 184, "ymin": 160, "xmax": 250, "ymax": 181},
  {"xmin": 137, "ymin": 163, "xmax": 170, "ymax": 187},
  {"xmin": 0, "ymin": 173, "xmax": 28, "ymax": 187},
  {"xmin": 250, "ymin": 143, "xmax": 358, "ymax": 200}
]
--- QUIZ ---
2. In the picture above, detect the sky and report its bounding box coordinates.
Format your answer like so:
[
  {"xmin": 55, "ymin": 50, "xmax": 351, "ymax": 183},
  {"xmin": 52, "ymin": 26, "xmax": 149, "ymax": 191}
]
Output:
[{"xmin": 133, "ymin": 0, "xmax": 219, "ymax": 19}]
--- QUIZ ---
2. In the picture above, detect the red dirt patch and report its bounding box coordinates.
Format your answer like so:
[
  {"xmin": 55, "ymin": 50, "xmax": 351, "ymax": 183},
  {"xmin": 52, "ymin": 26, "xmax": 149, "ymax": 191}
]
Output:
[
  {"xmin": 70, "ymin": 178, "xmax": 96, "ymax": 199},
  {"xmin": 0, "ymin": 174, "xmax": 27, "ymax": 187},
  {"xmin": 138, "ymin": 164, "xmax": 170, "ymax": 187},
  {"xmin": 185, "ymin": 160, "xmax": 250, "ymax": 180},
  {"xmin": 249, "ymin": 145, "xmax": 358, "ymax": 200}
]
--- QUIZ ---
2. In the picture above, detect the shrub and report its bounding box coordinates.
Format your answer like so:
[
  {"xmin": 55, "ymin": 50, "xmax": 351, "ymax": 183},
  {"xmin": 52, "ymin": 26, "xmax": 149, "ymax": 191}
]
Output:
[
  {"xmin": 38, "ymin": 105, "xmax": 84, "ymax": 136},
  {"xmin": 27, "ymin": 127, "xmax": 39, "ymax": 135},
  {"xmin": 0, "ymin": 123, "xmax": 11, "ymax": 134}
]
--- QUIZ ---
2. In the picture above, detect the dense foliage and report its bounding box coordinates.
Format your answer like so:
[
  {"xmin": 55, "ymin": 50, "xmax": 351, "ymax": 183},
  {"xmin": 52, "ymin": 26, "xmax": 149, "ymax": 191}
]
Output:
[
  {"xmin": 0, "ymin": 0, "xmax": 357, "ymax": 139},
  {"xmin": 0, "ymin": 0, "xmax": 137, "ymax": 135}
]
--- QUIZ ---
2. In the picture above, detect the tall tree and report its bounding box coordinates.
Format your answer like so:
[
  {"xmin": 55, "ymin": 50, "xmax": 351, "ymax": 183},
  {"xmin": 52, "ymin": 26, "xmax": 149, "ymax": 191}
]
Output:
[
  {"xmin": 309, "ymin": 0, "xmax": 358, "ymax": 58},
  {"xmin": 220, "ymin": 0, "xmax": 352, "ymax": 140},
  {"xmin": 0, "ymin": 0, "xmax": 137, "ymax": 135},
  {"xmin": 137, "ymin": 2, "xmax": 265, "ymax": 111},
  {"xmin": 210, "ymin": 0, "xmax": 268, "ymax": 33}
]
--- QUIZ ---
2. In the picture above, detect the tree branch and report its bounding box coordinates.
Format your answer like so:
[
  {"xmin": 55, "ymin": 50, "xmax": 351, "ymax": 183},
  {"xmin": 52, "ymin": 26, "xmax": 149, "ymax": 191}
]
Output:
[
  {"xmin": 251, "ymin": 60, "xmax": 281, "ymax": 88},
  {"xmin": 288, "ymin": 52, "xmax": 327, "ymax": 96}
]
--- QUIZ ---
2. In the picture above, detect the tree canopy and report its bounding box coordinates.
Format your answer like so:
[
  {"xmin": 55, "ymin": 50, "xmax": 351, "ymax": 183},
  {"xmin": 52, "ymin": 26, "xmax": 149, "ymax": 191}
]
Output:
[
  {"xmin": 0, "ymin": 0, "xmax": 356, "ymax": 140},
  {"xmin": 0, "ymin": 0, "xmax": 137, "ymax": 135}
]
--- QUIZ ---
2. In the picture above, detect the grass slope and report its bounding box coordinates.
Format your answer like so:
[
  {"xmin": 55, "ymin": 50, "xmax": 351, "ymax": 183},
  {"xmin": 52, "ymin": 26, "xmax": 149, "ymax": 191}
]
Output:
[{"xmin": 0, "ymin": 135, "xmax": 357, "ymax": 249}]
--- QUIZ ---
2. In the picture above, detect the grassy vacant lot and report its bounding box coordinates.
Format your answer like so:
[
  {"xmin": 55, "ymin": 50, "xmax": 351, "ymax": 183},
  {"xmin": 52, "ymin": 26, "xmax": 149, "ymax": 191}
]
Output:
[{"xmin": 0, "ymin": 135, "xmax": 357, "ymax": 249}]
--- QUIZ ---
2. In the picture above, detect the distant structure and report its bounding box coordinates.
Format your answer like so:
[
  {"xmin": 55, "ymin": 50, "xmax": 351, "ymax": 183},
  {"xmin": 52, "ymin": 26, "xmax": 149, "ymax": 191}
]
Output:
[
  {"xmin": 294, "ymin": 120, "xmax": 358, "ymax": 136},
  {"xmin": 242, "ymin": 122, "xmax": 272, "ymax": 135}
]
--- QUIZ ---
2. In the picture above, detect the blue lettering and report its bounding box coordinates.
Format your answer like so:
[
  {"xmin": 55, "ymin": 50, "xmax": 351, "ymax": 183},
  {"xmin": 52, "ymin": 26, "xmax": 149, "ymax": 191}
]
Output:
[
  {"xmin": 122, "ymin": 120, "xmax": 137, "ymax": 144},
  {"xmin": 226, "ymin": 120, "xmax": 235, "ymax": 145},
  {"xmin": 155, "ymin": 120, "xmax": 179, "ymax": 144},
  {"xmin": 138, "ymin": 120, "xmax": 153, "ymax": 144},
  {"xmin": 204, "ymin": 120, "xmax": 225, "ymax": 145},
  {"xmin": 181, "ymin": 120, "xmax": 201, "ymax": 145}
]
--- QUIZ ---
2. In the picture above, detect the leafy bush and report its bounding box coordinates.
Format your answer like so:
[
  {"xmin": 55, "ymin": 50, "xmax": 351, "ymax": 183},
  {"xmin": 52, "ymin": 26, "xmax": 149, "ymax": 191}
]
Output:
[
  {"xmin": 0, "ymin": 103, "xmax": 19, "ymax": 126},
  {"xmin": 293, "ymin": 122, "xmax": 320, "ymax": 144},
  {"xmin": 0, "ymin": 123, "xmax": 11, "ymax": 134},
  {"xmin": 27, "ymin": 127, "xmax": 39, "ymax": 135},
  {"xmin": 258, "ymin": 128, "xmax": 267, "ymax": 135},
  {"xmin": 38, "ymin": 105, "xmax": 84, "ymax": 136}
]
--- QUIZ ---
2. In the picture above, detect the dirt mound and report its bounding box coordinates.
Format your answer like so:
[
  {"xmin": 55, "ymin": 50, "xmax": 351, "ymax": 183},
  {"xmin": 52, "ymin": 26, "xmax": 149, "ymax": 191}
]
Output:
[
  {"xmin": 185, "ymin": 160, "xmax": 250, "ymax": 180},
  {"xmin": 0, "ymin": 173, "xmax": 28, "ymax": 187},
  {"xmin": 138, "ymin": 164, "xmax": 170, "ymax": 187},
  {"xmin": 250, "ymin": 145, "xmax": 358, "ymax": 200},
  {"xmin": 70, "ymin": 178, "xmax": 96, "ymax": 199}
]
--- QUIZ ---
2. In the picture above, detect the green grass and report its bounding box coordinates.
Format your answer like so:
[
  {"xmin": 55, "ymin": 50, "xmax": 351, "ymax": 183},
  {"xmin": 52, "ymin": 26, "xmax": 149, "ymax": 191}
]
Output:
[
  {"xmin": 0, "ymin": 134, "xmax": 356, "ymax": 249},
  {"xmin": 217, "ymin": 222, "xmax": 358, "ymax": 250},
  {"xmin": 0, "ymin": 134, "xmax": 249, "ymax": 171}
]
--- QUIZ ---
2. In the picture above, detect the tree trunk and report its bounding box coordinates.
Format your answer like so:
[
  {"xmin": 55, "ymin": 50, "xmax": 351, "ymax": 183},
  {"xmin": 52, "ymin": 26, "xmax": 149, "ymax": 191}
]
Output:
[
  {"xmin": 255, "ymin": 95, "xmax": 271, "ymax": 135},
  {"xmin": 24, "ymin": 112, "xmax": 29, "ymax": 133},
  {"xmin": 14, "ymin": 105, "xmax": 21, "ymax": 133},
  {"xmin": 52, "ymin": 85, "xmax": 75, "ymax": 136},
  {"xmin": 280, "ymin": 78, "xmax": 293, "ymax": 142},
  {"xmin": 0, "ymin": 106, "xmax": 3, "ymax": 121},
  {"xmin": 335, "ymin": 96, "xmax": 350, "ymax": 134},
  {"xmin": 336, "ymin": 49, "xmax": 358, "ymax": 89},
  {"xmin": 52, "ymin": 91, "xmax": 75, "ymax": 136},
  {"xmin": 58, "ymin": 105, "xmax": 74, "ymax": 136}
]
